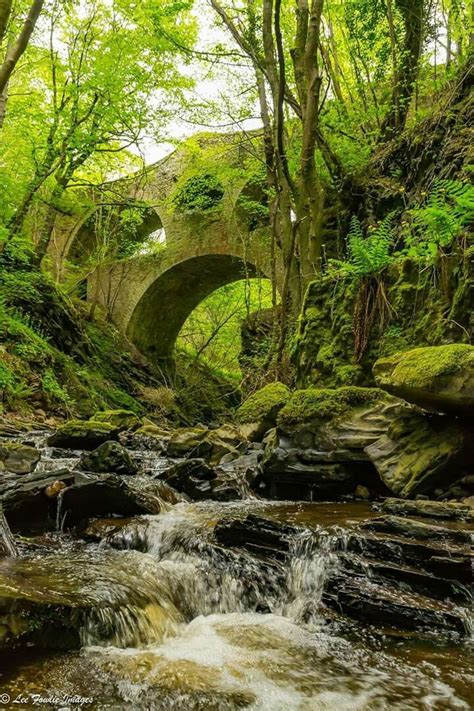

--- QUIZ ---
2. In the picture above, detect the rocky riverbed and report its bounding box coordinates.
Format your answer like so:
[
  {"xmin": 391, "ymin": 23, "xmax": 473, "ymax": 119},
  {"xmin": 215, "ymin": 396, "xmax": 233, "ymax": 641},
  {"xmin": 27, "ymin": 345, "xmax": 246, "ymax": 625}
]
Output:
[{"xmin": 0, "ymin": 405, "xmax": 473, "ymax": 709}]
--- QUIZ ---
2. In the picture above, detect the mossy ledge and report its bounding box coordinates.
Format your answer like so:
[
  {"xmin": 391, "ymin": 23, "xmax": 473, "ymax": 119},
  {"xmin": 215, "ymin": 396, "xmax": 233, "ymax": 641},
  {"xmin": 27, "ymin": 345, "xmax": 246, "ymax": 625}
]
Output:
[
  {"xmin": 374, "ymin": 344, "xmax": 474, "ymax": 415},
  {"xmin": 236, "ymin": 382, "xmax": 290, "ymax": 424},
  {"xmin": 277, "ymin": 386, "xmax": 388, "ymax": 432}
]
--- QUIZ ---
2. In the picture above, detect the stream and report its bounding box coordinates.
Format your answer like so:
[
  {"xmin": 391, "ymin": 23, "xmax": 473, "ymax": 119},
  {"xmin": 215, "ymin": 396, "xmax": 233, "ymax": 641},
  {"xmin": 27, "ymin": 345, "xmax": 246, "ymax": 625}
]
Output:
[{"xmin": 0, "ymin": 435, "xmax": 473, "ymax": 710}]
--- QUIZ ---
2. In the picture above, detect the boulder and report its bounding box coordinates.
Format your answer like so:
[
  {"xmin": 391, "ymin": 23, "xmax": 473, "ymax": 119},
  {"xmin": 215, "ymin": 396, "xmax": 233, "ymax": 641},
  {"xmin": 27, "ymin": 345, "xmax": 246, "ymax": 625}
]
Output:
[
  {"xmin": 1, "ymin": 468, "xmax": 83, "ymax": 532},
  {"xmin": 365, "ymin": 413, "xmax": 473, "ymax": 498},
  {"xmin": 167, "ymin": 427, "xmax": 239, "ymax": 466},
  {"xmin": 79, "ymin": 441, "xmax": 137, "ymax": 476},
  {"xmin": 0, "ymin": 442, "xmax": 40, "ymax": 474},
  {"xmin": 236, "ymin": 382, "xmax": 290, "ymax": 439},
  {"xmin": 158, "ymin": 459, "xmax": 216, "ymax": 500},
  {"xmin": 59, "ymin": 473, "xmax": 165, "ymax": 524},
  {"xmin": 93, "ymin": 409, "xmax": 141, "ymax": 430},
  {"xmin": 47, "ymin": 419, "xmax": 118, "ymax": 450},
  {"xmin": 256, "ymin": 390, "xmax": 409, "ymax": 501},
  {"xmin": 373, "ymin": 344, "xmax": 474, "ymax": 415}
]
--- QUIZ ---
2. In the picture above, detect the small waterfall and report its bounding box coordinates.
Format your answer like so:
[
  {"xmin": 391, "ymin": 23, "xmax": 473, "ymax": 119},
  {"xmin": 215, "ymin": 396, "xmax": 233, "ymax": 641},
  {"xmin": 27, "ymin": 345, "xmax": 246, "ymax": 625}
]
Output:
[{"xmin": 107, "ymin": 501, "xmax": 351, "ymax": 625}]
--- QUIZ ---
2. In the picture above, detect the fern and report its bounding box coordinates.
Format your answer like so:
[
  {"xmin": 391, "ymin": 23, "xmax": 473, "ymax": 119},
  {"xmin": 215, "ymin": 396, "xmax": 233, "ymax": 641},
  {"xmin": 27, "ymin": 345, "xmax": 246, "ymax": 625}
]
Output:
[
  {"xmin": 328, "ymin": 214, "xmax": 394, "ymax": 278},
  {"xmin": 404, "ymin": 179, "xmax": 474, "ymax": 258}
]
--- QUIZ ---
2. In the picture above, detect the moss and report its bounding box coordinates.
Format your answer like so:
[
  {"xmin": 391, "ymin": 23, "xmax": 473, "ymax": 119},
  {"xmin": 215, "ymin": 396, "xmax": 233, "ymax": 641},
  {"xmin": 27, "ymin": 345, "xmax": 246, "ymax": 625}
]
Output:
[
  {"xmin": 55, "ymin": 419, "xmax": 114, "ymax": 437},
  {"xmin": 376, "ymin": 344, "xmax": 474, "ymax": 390},
  {"xmin": 278, "ymin": 386, "xmax": 387, "ymax": 431},
  {"xmin": 93, "ymin": 409, "xmax": 141, "ymax": 430},
  {"xmin": 236, "ymin": 382, "xmax": 290, "ymax": 423}
]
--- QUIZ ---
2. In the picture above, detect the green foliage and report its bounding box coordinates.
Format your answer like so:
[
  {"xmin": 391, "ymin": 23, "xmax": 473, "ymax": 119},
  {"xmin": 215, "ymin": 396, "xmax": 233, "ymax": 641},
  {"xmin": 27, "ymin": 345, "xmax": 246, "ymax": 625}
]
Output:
[
  {"xmin": 41, "ymin": 369, "xmax": 71, "ymax": 406},
  {"xmin": 173, "ymin": 173, "xmax": 225, "ymax": 212},
  {"xmin": 329, "ymin": 214, "xmax": 394, "ymax": 278},
  {"xmin": 0, "ymin": 362, "xmax": 16, "ymax": 390},
  {"xmin": 403, "ymin": 180, "xmax": 474, "ymax": 258}
]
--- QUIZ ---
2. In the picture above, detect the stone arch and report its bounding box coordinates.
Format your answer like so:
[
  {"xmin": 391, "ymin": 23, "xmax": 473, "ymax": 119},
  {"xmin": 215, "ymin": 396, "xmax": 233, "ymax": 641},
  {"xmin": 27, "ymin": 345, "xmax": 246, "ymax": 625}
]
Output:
[
  {"xmin": 67, "ymin": 203, "xmax": 165, "ymax": 264},
  {"xmin": 126, "ymin": 254, "xmax": 264, "ymax": 363}
]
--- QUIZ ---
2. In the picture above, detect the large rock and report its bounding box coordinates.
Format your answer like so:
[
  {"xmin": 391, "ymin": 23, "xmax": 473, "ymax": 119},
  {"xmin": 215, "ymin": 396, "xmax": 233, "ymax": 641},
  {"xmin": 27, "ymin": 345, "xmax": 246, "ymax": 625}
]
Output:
[
  {"xmin": 167, "ymin": 427, "xmax": 239, "ymax": 466},
  {"xmin": 47, "ymin": 419, "xmax": 119, "ymax": 450},
  {"xmin": 258, "ymin": 388, "xmax": 410, "ymax": 501},
  {"xmin": 93, "ymin": 409, "xmax": 141, "ymax": 431},
  {"xmin": 59, "ymin": 474, "xmax": 168, "ymax": 524},
  {"xmin": 1, "ymin": 468, "xmax": 84, "ymax": 532},
  {"xmin": 0, "ymin": 442, "xmax": 40, "ymax": 474},
  {"xmin": 365, "ymin": 413, "xmax": 473, "ymax": 498},
  {"xmin": 236, "ymin": 382, "xmax": 290, "ymax": 440},
  {"xmin": 79, "ymin": 441, "xmax": 137, "ymax": 476},
  {"xmin": 158, "ymin": 458, "xmax": 245, "ymax": 501},
  {"xmin": 373, "ymin": 344, "xmax": 474, "ymax": 415}
]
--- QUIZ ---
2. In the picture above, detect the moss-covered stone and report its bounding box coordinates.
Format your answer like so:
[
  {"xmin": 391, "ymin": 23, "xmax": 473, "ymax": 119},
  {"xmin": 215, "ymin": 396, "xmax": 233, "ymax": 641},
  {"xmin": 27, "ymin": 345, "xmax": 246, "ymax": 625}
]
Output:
[
  {"xmin": 365, "ymin": 414, "xmax": 471, "ymax": 498},
  {"xmin": 294, "ymin": 251, "xmax": 473, "ymax": 389},
  {"xmin": 47, "ymin": 419, "xmax": 118, "ymax": 450},
  {"xmin": 236, "ymin": 382, "xmax": 290, "ymax": 424},
  {"xmin": 93, "ymin": 409, "xmax": 141, "ymax": 431},
  {"xmin": 374, "ymin": 344, "xmax": 474, "ymax": 415},
  {"xmin": 0, "ymin": 442, "xmax": 40, "ymax": 475},
  {"xmin": 277, "ymin": 386, "xmax": 387, "ymax": 432}
]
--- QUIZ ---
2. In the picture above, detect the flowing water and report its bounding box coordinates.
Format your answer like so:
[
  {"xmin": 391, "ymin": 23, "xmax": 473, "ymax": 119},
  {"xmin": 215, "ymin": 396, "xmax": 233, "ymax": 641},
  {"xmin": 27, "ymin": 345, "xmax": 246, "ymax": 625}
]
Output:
[
  {"xmin": 0, "ymin": 499, "xmax": 473, "ymax": 709},
  {"xmin": 1, "ymin": 433, "xmax": 473, "ymax": 709}
]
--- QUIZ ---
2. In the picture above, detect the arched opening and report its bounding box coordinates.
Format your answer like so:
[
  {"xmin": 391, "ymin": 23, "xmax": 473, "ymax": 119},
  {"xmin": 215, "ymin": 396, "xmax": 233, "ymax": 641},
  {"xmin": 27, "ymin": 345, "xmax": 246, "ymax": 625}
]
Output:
[
  {"xmin": 126, "ymin": 254, "xmax": 269, "ymax": 365},
  {"xmin": 68, "ymin": 203, "xmax": 166, "ymax": 265},
  {"xmin": 176, "ymin": 278, "xmax": 275, "ymax": 377}
]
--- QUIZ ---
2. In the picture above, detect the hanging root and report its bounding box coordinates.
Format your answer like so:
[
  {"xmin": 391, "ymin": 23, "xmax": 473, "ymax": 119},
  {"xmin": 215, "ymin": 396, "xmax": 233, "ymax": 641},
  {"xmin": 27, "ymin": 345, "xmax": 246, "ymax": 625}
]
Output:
[{"xmin": 353, "ymin": 276, "xmax": 393, "ymax": 362}]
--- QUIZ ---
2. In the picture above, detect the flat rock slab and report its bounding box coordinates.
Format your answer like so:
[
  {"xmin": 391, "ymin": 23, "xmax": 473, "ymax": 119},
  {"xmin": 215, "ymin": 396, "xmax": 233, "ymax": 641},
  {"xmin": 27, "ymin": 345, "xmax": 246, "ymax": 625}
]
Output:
[
  {"xmin": 361, "ymin": 515, "xmax": 473, "ymax": 545},
  {"xmin": 381, "ymin": 497, "xmax": 474, "ymax": 521}
]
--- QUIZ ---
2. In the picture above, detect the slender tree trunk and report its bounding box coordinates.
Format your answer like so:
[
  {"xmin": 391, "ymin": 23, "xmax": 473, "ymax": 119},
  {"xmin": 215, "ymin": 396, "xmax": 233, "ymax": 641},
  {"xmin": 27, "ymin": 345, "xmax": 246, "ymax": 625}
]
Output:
[
  {"xmin": 0, "ymin": 0, "xmax": 44, "ymax": 94},
  {"xmin": 380, "ymin": 0, "xmax": 426, "ymax": 139},
  {"xmin": 0, "ymin": 0, "xmax": 12, "ymax": 45}
]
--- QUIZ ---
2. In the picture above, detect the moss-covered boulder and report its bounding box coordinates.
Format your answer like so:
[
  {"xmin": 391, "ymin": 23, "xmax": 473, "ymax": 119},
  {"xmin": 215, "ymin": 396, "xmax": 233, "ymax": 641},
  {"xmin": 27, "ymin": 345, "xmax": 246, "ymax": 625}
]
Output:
[
  {"xmin": 47, "ymin": 420, "xmax": 118, "ymax": 450},
  {"xmin": 278, "ymin": 386, "xmax": 388, "ymax": 434},
  {"xmin": 167, "ymin": 427, "xmax": 240, "ymax": 466},
  {"xmin": 374, "ymin": 344, "xmax": 474, "ymax": 415},
  {"xmin": 93, "ymin": 409, "xmax": 141, "ymax": 431},
  {"xmin": 236, "ymin": 383, "xmax": 290, "ymax": 440},
  {"xmin": 0, "ymin": 442, "xmax": 40, "ymax": 475},
  {"xmin": 365, "ymin": 413, "xmax": 473, "ymax": 498}
]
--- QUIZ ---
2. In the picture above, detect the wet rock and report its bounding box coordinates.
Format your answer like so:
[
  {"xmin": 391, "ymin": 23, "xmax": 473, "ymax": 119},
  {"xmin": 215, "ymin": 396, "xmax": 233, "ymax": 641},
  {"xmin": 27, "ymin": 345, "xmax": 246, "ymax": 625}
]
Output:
[
  {"xmin": 0, "ymin": 506, "xmax": 17, "ymax": 556},
  {"xmin": 355, "ymin": 485, "xmax": 370, "ymax": 500},
  {"xmin": 93, "ymin": 409, "xmax": 141, "ymax": 430},
  {"xmin": 157, "ymin": 459, "xmax": 243, "ymax": 501},
  {"xmin": 381, "ymin": 497, "xmax": 474, "ymax": 521},
  {"xmin": 214, "ymin": 514, "xmax": 299, "ymax": 560},
  {"xmin": 262, "ymin": 446, "xmax": 359, "ymax": 501},
  {"xmin": 373, "ymin": 344, "xmax": 474, "ymax": 415},
  {"xmin": 0, "ymin": 442, "xmax": 40, "ymax": 474},
  {"xmin": 47, "ymin": 420, "xmax": 119, "ymax": 450},
  {"xmin": 45, "ymin": 480, "xmax": 67, "ymax": 498},
  {"xmin": 341, "ymin": 555, "xmax": 471, "ymax": 603},
  {"xmin": 323, "ymin": 578, "xmax": 468, "ymax": 636},
  {"xmin": 80, "ymin": 516, "xmax": 143, "ymax": 543},
  {"xmin": 59, "ymin": 474, "xmax": 164, "ymax": 524},
  {"xmin": 346, "ymin": 532, "xmax": 473, "ymax": 583},
  {"xmin": 360, "ymin": 515, "xmax": 473, "ymax": 545},
  {"xmin": 79, "ymin": 441, "xmax": 137, "ymax": 476},
  {"xmin": 1, "ymin": 468, "xmax": 82, "ymax": 532},
  {"xmin": 167, "ymin": 427, "xmax": 239, "ymax": 466},
  {"xmin": 365, "ymin": 413, "xmax": 473, "ymax": 498}
]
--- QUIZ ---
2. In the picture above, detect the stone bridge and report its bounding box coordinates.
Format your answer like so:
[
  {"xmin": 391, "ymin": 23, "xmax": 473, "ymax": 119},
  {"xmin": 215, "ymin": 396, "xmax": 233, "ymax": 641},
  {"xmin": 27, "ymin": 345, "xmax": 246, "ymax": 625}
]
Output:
[{"xmin": 52, "ymin": 132, "xmax": 276, "ymax": 364}]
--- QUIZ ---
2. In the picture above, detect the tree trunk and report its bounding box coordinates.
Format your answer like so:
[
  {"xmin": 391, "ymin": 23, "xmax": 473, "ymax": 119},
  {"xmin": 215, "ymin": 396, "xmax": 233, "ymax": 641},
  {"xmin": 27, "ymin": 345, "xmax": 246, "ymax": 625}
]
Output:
[
  {"xmin": 380, "ymin": 0, "xmax": 426, "ymax": 139},
  {"xmin": 0, "ymin": 0, "xmax": 45, "ymax": 94},
  {"xmin": 0, "ymin": 0, "xmax": 12, "ymax": 45}
]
